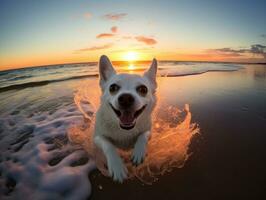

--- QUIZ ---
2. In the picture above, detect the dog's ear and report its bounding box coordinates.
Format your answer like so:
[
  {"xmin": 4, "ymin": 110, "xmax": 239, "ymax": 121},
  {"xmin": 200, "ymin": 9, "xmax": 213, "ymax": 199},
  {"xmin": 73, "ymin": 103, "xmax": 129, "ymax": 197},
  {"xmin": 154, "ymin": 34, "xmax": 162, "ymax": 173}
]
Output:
[
  {"xmin": 99, "ymin": 55, "xmax": 116, "ymax": 87},
  {"xmin": 144, "ymin": 58, "xmax": 157, "ymax": 89}
]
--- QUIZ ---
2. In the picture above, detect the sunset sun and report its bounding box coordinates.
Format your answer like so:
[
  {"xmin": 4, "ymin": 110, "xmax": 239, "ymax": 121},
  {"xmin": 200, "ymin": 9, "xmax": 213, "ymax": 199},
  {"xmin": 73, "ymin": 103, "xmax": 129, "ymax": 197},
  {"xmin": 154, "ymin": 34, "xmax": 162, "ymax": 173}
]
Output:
[{"xmin": 123, "ymin": 51, "xmax": 139, "ymax": 61}]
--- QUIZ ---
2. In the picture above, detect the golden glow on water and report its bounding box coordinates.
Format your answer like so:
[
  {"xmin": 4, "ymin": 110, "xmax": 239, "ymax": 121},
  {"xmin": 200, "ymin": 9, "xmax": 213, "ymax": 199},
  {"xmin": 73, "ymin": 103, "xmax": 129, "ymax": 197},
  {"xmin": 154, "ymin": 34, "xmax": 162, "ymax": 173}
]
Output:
[
  {"xmin": 68, "ymin": 77, "xmax": 200, "ymax": 184},
  {"xmin": 128, "ymin": 64, "xmax": 135, "ymax": 70},
  {"xmin": 113, "ymin": 61, "xmax": 158, "ymax": 75}
]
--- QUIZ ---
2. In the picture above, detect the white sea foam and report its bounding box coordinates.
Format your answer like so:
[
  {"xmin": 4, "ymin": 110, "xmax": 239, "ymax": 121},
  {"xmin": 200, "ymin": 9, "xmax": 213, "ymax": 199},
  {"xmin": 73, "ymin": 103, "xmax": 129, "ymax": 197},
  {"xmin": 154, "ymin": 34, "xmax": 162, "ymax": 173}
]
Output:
[{"xmin": 0, "ymin": 85, "xmax": 96, "ymax": 200}]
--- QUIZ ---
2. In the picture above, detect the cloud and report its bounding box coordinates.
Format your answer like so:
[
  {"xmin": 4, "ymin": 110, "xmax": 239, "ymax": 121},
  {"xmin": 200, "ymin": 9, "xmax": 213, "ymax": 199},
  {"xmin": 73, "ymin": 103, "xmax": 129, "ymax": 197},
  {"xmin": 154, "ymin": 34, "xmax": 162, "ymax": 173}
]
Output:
[
  {"xmin": 84, "ymin": 12, "xmax": 92, "ymax": 19},
  {"xmin": 103, "ymin": 13, "xmax": 127, "ymax": 21},
  {"xmin": 209, "ymin": 44, "xmax": 266, "ymax": 58},
  {"xmin": 250, "ymin": 44, "xmax": 266, "ymax": 55},
  {"xmin": 76, "ymin": 43, "xmax": 113, "ymax": 52},
  {"xmin": 211, "ymin": 47, "xmax": 245, "ymax": 54},
  {"xmin": 135, "ymin": 36, "xmax": 157, "ymax": 45},
  {"xmin": 111, "ymin": 26, "xmax": 118, "ymax": 33},
  {"xmin": 122, "ymin": 36, "xmax": 133, "ymax": 39},
  {"xmin": 96, "ymin": 33, "xmax": 115, "ymax": 38},
  {"xmin": 261, "ymin": 34, "xmax": 266, "ymax": 38},
  {"xmin": 96, "ymin": 26, "xmax": 118, "ymax": 38}
]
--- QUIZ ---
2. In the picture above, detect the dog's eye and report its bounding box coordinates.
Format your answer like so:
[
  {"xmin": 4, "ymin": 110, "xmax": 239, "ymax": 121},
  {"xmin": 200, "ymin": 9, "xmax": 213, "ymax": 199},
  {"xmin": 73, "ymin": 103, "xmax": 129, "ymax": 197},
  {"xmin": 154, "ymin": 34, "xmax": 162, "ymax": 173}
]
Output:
[
  {"xmin": 109, "ymin": 84, "xmax": 120, "ymax": 93},
  {"xmin": 136, "ymin": 85, "xmax": 148, "ymax": 96}
]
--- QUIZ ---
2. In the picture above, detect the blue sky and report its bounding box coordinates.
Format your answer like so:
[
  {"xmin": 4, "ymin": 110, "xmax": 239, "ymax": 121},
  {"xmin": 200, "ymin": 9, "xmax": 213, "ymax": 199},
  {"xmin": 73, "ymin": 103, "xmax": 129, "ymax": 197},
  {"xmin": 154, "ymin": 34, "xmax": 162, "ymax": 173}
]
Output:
[{"xmin": 0, "ymin": 0, "xmax": 266, "ymax": 69}]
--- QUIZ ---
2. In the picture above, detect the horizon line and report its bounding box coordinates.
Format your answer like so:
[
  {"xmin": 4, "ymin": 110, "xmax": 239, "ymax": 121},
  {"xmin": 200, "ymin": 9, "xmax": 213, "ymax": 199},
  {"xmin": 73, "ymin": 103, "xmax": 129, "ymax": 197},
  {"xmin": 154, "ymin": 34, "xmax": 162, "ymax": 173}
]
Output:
[{"xmin": 1, "ymin": 60, "xmax": 266, "ymax": 73}]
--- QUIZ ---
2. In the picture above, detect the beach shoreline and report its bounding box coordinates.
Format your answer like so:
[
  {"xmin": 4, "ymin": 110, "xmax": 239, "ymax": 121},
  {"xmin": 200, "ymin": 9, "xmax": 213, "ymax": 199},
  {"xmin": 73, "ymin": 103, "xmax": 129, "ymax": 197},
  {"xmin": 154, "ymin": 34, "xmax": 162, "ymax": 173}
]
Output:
[{"xmin": 0, "ymin": 64, "xmax": 266, "ymax": 199}]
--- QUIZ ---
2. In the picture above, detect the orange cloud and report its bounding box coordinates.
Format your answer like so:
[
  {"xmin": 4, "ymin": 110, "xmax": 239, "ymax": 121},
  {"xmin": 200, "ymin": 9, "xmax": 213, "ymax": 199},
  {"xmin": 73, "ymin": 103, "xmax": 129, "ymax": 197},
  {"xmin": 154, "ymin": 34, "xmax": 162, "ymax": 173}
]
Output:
[
  {"xmin": 135, "ymin": 36, "xmax": 157, "ymax": 45},
  {"xmin": 84, "ymin": 12, "xmax": 92, "ymax": 19},
  {"xmin": 103, "ymin": 13, "xmax": 127, "ymax": 21},
  {"xmin": 76, "ymin": 43, "xmax": 113, "ymax": 52},
  {"xmin": 96, "ymin": 33, "xmax": 115, "ymax": 38},
  {"xmin": 111, "ymin": 26, "xmax": 118, "ymax": 33}
]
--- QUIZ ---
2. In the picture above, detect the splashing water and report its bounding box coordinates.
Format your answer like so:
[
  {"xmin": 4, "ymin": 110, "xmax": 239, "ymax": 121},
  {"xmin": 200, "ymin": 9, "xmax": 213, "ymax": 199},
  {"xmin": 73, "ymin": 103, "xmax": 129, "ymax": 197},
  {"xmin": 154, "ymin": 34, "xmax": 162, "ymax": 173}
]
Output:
[{"xmin": 68, "ymin": 79, "xmax": 200, "ymax": 184}]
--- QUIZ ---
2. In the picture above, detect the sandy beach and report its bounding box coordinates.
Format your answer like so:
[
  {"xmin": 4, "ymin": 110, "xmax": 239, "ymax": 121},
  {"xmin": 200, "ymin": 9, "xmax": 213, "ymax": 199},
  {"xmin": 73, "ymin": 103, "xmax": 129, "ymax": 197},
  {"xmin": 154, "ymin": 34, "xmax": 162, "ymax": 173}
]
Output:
[{"xmin": 89, "ymin": 64, "xmax": 266, "ymax": 199}]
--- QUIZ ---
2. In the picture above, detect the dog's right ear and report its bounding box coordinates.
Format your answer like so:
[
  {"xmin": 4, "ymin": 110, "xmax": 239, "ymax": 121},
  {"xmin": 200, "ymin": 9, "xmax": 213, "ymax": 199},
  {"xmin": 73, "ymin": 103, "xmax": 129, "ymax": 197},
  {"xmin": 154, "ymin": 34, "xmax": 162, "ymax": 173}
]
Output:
[{"xmin": 99, "ymin": 55, "xmax": 116, "ymax": 88}]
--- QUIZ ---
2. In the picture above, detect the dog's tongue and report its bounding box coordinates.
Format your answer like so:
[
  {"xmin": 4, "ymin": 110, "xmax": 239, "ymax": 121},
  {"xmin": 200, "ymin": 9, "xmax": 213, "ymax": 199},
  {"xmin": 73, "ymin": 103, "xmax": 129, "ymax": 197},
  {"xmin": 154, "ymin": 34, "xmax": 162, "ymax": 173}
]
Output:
[{"xmin": 119, "ymin": 111, "xmax": 135, "ymax": 125}]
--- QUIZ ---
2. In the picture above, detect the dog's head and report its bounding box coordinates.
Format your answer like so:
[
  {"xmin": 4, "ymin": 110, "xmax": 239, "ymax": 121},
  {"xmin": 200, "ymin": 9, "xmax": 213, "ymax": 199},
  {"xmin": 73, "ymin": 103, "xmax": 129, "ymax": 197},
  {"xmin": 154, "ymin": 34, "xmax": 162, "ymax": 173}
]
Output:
[{"xmin": 99, "ymin": 55, "xmax": 157, "ymax": 130}]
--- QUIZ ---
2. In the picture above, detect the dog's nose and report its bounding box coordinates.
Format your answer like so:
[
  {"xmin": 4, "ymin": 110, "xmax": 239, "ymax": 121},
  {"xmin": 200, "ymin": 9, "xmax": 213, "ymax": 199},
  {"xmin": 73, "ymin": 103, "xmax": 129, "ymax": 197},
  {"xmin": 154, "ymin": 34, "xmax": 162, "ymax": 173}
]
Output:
[{"xmin": 118, "ymin": 93, "xmax": 135, "ymax": 108}]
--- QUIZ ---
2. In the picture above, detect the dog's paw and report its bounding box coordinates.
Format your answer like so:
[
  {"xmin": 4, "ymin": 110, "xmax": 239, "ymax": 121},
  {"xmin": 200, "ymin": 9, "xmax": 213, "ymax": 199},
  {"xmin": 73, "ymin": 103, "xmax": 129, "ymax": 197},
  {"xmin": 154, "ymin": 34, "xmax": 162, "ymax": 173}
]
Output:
[
  {"xmin": 131, "ymin": 144, "xmax": 146, "ymax": 166},
  {"xmin": 106, "ymin": 154, "xmax": 128, "ymax": 183}
]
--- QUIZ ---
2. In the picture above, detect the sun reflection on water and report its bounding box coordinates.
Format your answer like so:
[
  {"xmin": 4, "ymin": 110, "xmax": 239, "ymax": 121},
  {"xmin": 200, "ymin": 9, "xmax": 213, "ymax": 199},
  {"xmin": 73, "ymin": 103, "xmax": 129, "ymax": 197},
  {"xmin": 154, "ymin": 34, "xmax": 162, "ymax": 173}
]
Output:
[{"xmin": 128, "ymin": 64, "xmax": 135, "ymax": 70}]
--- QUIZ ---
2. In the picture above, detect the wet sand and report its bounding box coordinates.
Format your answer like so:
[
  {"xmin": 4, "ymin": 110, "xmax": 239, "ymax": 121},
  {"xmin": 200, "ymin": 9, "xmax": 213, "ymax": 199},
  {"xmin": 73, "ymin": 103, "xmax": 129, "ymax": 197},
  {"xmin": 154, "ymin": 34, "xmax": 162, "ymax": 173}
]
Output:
[{"xmin": 89, "ymin": 65, "xmax": 266, "ymax": 199}]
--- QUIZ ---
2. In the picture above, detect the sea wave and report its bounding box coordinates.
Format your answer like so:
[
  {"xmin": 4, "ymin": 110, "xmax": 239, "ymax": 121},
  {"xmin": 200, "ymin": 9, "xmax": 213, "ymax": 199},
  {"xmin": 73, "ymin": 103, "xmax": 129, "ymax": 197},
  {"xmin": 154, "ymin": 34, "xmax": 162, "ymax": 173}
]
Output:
[
  {"xmin": 0, "ymin": 62, "xmax": 243, "ymax": 93},
  {"xmin": 0, "ymin": 74, "xmax": 98, "ymax": 93}
]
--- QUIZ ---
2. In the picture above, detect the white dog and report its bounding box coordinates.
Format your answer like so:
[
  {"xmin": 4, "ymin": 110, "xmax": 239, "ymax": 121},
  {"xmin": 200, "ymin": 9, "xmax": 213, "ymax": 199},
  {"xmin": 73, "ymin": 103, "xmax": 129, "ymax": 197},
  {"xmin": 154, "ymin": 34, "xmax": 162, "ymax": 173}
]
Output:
[{"xmin": 93, "ymin": 55, "xmax": 157, "ymax": 182}]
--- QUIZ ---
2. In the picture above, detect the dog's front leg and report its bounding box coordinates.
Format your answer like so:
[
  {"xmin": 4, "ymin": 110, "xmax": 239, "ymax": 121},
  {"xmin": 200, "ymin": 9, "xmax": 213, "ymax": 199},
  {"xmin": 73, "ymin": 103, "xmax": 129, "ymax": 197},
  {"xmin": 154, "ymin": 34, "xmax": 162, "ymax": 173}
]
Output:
[
  {"xmin": 94, "ymin": 135, "xmax": 128, "ymax": 182},
  {"xmin": 131, "ymin": 131, "xmax": 151, "ymax": 165}
]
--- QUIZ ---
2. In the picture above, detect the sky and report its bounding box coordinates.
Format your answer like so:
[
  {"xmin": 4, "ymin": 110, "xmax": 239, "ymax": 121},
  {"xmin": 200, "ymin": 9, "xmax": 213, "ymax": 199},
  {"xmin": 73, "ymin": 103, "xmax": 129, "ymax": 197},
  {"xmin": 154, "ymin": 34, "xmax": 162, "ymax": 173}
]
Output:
[{"xmin": 0, "ymin": 0, "xmax": 266, "ymax": 70}]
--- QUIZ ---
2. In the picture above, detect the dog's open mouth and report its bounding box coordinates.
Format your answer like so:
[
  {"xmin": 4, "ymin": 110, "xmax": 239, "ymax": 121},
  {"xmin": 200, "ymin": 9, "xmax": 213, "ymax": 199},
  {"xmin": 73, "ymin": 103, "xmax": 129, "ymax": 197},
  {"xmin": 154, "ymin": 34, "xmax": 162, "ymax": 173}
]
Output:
[{"xmin": 109, "ymin": 103, "xmax": 147, "ymax": 130}]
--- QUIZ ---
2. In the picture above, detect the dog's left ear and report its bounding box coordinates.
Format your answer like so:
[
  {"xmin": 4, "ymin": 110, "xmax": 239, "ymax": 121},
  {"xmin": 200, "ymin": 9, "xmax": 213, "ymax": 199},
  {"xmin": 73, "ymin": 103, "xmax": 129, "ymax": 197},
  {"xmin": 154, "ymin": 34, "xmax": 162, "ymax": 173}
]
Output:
[
  {"xmin": 144, "ymin": 58, "xmax": 157, "ymax": 89},
  {"xmin": 99, "ymin": 55, "xmax": 116, "ymax": 88}
]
